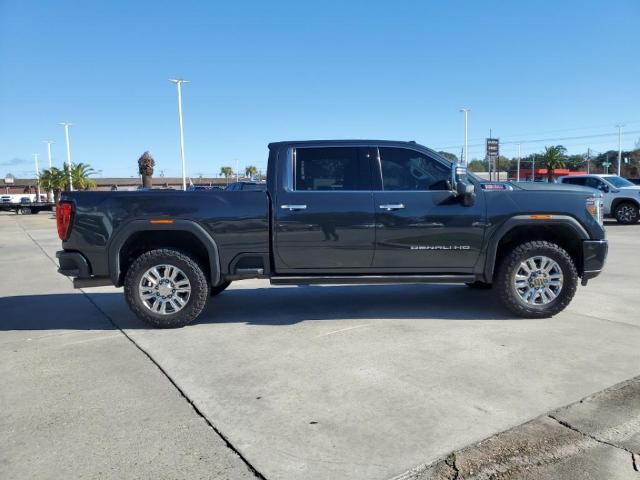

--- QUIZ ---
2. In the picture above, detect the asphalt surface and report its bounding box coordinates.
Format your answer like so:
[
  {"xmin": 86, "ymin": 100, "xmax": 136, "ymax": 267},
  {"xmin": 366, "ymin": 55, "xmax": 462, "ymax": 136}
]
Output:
[{"xmin": 1, "ymin": 212, "xmax": 639, "ymax": 479}]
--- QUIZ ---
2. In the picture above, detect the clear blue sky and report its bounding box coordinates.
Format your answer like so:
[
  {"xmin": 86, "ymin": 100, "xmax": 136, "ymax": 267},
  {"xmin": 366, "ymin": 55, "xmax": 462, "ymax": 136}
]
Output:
[{"xmin": 1, "ymin": 0, "xmax": 638, "ymax": 178}]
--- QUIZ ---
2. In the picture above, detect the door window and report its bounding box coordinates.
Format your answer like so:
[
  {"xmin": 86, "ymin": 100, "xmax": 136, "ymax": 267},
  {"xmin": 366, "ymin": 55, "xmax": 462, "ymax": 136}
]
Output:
[
  {"xmin": 379, "ymin": 147, "xmax": 450, "ymax": 191},
  {"xmin": 584, "ymin": 177, "xmax": 608, "ymax": 192},
  {"xmin": 562, "ymin": 177, "xmax": 586, "ymax": 186},
  {"xmin": 294, "ymin": 147, "xmax": 369, "ymax": 191}
]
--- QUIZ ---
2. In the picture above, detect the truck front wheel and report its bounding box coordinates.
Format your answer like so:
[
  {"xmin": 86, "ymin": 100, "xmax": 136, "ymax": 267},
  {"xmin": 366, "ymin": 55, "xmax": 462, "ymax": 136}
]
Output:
[
  {"xmin": 495, "ymin": 241, "xmax": 578, "ymax": 318},
  {"xmin": 124, "ymin": 249, "xmax": 209, "ymax": 328}
]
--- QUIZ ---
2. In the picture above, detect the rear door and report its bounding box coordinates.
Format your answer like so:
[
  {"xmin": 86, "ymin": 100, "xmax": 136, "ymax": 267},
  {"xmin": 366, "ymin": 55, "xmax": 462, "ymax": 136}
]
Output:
[
  {"xmin": 372, "ymin": 146, "xmax": 486, "ymax": 270},
  {"xmin": 274, "ymin": 146, "xmax": 376, "ymax": 270}
]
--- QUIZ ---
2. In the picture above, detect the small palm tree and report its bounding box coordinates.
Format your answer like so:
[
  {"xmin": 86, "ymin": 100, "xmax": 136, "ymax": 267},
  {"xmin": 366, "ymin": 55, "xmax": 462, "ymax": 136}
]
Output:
[
  {"xmin": 220, "ymin": 166, "xmax": 234, "ymax": 184},
  {"xmin": 245, "ymin": 165, "xmax": 258, "ymax": 179},
  {"xmin": 542, "ymin": 145, "xmax": 567, "ymax": 182},
  {"xmin": 39, "ymin": 167, "xmax": 66, "ymax": 203},
  {"xmin": 138, "ymin": 151, "xmax": 155, "ymax": 188}
]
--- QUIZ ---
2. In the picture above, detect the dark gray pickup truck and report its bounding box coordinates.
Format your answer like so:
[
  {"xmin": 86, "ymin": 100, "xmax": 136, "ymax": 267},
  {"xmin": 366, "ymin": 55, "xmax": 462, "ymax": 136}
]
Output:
[{"xmin": 57, "ymin": 140, "xmax": 607, "ymax": 327}]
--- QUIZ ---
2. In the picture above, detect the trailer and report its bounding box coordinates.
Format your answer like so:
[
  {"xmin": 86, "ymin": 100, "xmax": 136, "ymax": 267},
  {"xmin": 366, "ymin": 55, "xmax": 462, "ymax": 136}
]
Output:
[{"xmin": 0, "ymin": 195, "xmax": 55, "ymax": 214}]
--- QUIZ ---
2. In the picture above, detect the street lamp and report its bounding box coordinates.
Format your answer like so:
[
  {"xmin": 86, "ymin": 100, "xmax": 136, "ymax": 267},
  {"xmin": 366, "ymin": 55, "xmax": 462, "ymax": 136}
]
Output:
[
  {"xmin": 43, "ymin": 140, "xmax": 54, "ymax": 201},
  {"xmin": 33, "ymin": 153, "xmax": 41, "ymax": 201},
  {"xmin": 615, "ymin": 124, "xmax": 624, "ymax": 176},
  {"xmin": 60, "ymin": 123, "xmax": 73, "ymax": 191},
  {"xmin": 169, "ymin": 78, "xmax": 190, "ymax": 191},
  {"xmin": 459, "ymin": 108, "xmax": 470, "ymax": 166}
]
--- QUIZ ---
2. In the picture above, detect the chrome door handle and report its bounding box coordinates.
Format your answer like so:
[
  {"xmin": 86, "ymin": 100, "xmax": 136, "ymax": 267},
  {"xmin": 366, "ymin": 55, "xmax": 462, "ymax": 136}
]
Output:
[
  {"xmin": 281, "ymin": 204, "xmax": 307, "ymax": 211},
  {"xmin": 379, "ymin": 203, "xmax": 405, "ymax": 211}
]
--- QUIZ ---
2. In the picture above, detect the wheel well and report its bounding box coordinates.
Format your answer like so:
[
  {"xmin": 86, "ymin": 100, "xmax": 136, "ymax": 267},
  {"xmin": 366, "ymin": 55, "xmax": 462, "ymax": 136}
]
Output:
[
  {"xmin": 493, "ymin": 225, "xmax": 583, "ymax": 279},
  {"xmin": 118, "ymin": 230, "xmax": 211, "ymax": 284},
  {"xmin": 611, "ymin": 197, "xmax": 640, "ymax": 212}
]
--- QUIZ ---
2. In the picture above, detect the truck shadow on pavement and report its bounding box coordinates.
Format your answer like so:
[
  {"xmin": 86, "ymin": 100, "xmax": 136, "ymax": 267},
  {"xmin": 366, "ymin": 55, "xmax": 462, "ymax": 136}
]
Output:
[{"xmin": 1, "ymin": 284, "xmax": 527, "ymax": 331}]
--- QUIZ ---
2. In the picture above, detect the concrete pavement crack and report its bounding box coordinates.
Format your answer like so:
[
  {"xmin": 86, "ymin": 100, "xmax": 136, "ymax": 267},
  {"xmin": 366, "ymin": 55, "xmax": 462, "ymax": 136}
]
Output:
[
  {"xmin": 16, "ymin": 217, "xmax": 268, "ymax": 480},
  {"xmin": 548, "ymin": 413, "xmax": 639, "ymax": 474}
]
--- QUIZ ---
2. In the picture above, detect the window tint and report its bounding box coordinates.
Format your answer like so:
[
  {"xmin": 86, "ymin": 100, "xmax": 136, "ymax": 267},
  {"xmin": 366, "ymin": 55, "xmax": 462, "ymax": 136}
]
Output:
[
  {"xmin": 295, "ymin": 147, "xmax": 363, "ymax": 191},
  {"xmin": 562, "ymin": 177, "xmax": 586, "ymax": 185},
  {"xmin": 379, "ymin": 147, "xmax": 450, "ymax": 191},
  {"xmin": 584, "ymin": 177, "xmax": 607, "ymax": 191}
]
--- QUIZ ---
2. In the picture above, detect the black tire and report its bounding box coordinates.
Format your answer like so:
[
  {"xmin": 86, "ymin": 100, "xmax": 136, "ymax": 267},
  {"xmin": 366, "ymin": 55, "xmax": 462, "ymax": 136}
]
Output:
[
  {"xmin": 613, "ymin": 202, "xmax": 639, "ymax": 224},
  {"xmin": 465, "ymin": 281, "xmax": 492, "ymax": 290},
  {"xmin": 495, "ymin": 241, "xmax": 578, "ymax": 318},
  {"xmin": 211, "ymin": 281, "xmax": 231, "ymax": 296},
  {"xmin": 124, "ymin": 249, "xmax": 209, "ymax": 328}
]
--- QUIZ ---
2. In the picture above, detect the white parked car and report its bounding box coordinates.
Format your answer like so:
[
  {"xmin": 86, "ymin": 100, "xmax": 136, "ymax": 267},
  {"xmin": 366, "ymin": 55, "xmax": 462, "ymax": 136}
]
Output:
[{"xmin": 557, "ymin": 174, "xmax": 640, "ymax": 224}]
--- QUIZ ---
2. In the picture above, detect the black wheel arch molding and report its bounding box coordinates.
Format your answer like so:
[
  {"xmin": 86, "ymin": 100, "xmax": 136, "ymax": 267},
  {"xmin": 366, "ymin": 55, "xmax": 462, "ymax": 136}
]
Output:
[
  {"xmin": 610, "ymin": 196, "xmax": 640, "ymax": 212},
  {"xmin": 480, "ymin": 214, "xmax": 591, "ymax": 283},
  {"xmin": 107, "ymin": 219, "xmax": 222, "ymax": 287}
]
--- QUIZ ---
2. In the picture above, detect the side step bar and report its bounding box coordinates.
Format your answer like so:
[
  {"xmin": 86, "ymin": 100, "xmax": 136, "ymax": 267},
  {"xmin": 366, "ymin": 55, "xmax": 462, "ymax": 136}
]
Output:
[{"xmin": 270, "ymin": 274, "xmax": 475, "ymax": 286}]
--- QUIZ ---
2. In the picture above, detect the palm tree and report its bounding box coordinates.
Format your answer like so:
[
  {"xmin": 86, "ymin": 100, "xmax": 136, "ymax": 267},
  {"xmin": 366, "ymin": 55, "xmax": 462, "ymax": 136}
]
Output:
[
  {"xmin": 39, "ymin": 167, "xmax": 66, "ymax": 203},
  {"xmin": 66, "ymin": 163, "xmax": 97, "ymax": 190},
  {"xmin": 245, "ymin": 165, "xmax": 257, "ymax": 179},
  {"xmin": 542, "ymin": 145, "xmax": 567, "ymax": 182},
  {"xmin": 138, "ymin": 151, "xmax": 155, "ymax": 188},
  {"xmin": 220, "ymin": 166, "xmax": 234, "ymax": 185}
]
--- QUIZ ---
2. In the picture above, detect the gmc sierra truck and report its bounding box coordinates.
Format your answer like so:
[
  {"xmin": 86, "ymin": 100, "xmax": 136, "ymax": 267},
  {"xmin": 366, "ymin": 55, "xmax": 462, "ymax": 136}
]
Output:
[{"xmin": 56, "ymin": 140, "xmax": 608, "ymax": 328}]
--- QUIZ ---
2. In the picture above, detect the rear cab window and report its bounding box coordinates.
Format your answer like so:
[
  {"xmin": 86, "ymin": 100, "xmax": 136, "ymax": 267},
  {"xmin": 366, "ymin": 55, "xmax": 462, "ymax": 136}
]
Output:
[{"xmin": 294, "ymin": 147, "xmax": 372, "ymax": 191}]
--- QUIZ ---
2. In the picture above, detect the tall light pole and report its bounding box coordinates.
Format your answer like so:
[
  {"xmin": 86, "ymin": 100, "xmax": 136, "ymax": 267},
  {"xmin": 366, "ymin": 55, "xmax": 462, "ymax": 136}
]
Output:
[
  {"xmin": 43, "ymin": 140, "xmax": 54, "ymax": 201},
  {"xmin": 516, "ymin": 143, "xmax": 521, "ymax": 182},
  {"xmin": 615, "ymin": 124, "xmax": 624, "ymax": 176},
  {"xmin": 43, "ymin": 140, "xmax": 54, "ymax": 168},
  {"xmin": 60, "ymin": 123, "xmax": 73, "ymax": 191},
  {"xmin": 459, "ymin": 108, "xmax": 470, "ymax": 166},
  {"xmin": 169, "ymin": 78, "xmax": 190, "ymax": 191},
  {"xmin": 33, "ymin": 153, "xmax": 41, "ymax": 201}
]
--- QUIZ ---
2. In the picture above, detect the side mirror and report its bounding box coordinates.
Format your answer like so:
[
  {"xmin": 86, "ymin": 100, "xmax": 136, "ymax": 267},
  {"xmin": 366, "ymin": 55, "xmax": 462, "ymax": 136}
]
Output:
[{"xmin": 451, "ymin": 163, "xmax": 476, "ymax": 207}]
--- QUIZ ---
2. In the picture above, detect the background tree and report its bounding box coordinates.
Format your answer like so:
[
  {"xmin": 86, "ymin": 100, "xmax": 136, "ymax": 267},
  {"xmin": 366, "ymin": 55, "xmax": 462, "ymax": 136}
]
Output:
[
  {"xmin": 220, "ymin": 166, "xmax": 234, "ymax": 184},
  {"xmin": 467, "ymin": 159, "xmax": 487, "ymax": 172},
  {"xmin": 437, "ymin": 151, "xmax": 459, "ymax": 163},
  {"xmin": 65, "ymin": 163, "xmax": 97, "ymax": 190},
  {"xmin": 245, "ymin": 165, "xmax": 257, "ymax": 179},
  {"xmin": 39, "ymin": 167, "xmax": 66, "ymax": 202},
  {"xmin": 541, "ymin": 145, "xmax": 567, "ymax": 182},
  {"xmin": 137, "ymin": 151, "xmax": 155, "ymax": 188}
]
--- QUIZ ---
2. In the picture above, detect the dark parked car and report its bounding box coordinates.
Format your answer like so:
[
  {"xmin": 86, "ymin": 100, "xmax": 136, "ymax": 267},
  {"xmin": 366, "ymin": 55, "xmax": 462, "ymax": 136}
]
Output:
[{"xmin": 57, "ymin": 140, "xmax": 607, "ymax": 327}]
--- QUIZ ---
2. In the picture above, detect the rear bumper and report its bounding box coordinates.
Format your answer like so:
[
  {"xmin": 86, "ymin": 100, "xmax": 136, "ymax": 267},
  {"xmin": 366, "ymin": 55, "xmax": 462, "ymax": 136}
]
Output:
[
  {"xmin": 57, "ymin": 250, "xmax": 91, "ymax": 278},
  {"xmin": 56, "ymin": 250, "xmax": 112, "ymax": 288},
  {"xmin": 581, "ymin": 239, "xmax": 608, "ymax": 285}
]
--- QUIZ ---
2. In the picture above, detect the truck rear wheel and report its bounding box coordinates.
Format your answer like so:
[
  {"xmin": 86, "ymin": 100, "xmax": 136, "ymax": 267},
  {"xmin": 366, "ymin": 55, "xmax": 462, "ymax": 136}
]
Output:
[
  {"xmin": 495, "ymin": 241, "xmax": 577, "ymax": 318},
  {"xmin": 124, "ymin": 249, "xmax": 209, "ymax": 328}
]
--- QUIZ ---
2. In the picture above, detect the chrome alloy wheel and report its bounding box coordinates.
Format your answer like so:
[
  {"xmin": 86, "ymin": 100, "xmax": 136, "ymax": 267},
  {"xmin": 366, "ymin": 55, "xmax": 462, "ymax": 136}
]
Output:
[
  {"xmin": 616, "ymin": 204, "xmax": 637, "ymax": 223},
  {"xmin": 139, "ymin": 264, "xmax": 191, "ymax": 315},
  {"xmin": 513, "ymin": 256, "xmax": 563, "ymax": 305}
]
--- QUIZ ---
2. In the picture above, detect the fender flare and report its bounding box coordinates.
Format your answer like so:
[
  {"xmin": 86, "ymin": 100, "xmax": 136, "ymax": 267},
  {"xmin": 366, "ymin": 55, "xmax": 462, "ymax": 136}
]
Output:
[
  {"xmin": 107, "ymin": 219, "xmax": 221, "ymax": 287},
  {"xmin": 483, "ymin": 215, "xmax": 589, "ymax": 281},
  {"xmin": 610, "ymin": 197, "xmax": 640, "ymax": 213}
]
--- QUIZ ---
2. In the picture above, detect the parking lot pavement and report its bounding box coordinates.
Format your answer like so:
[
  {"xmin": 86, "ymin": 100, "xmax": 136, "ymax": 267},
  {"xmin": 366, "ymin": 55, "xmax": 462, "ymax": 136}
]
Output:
[
  {"xmin": 0, "ymin": 213, "xmax": 255, "ymax": 480},
  {"xmin": 2, "ymin": 213, "xmax": 640, "ymax": 480}
]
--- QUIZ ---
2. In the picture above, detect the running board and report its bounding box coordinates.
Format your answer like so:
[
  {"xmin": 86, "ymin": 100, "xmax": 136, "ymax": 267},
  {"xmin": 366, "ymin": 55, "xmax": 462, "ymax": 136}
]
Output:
[{"xmin": 270, "ymin": 274, "xmax": 475, "ymax": 286}]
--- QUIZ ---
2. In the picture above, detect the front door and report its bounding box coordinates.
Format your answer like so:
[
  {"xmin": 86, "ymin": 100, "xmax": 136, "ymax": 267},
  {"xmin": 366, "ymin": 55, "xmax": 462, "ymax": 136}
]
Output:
[
  {"xmin": 274, "ymin": 146, "xmax": 376, "ymax": 270},
  {"xmin": 372, "ymin": 146, "xmax": 486, "ymax": 270}
]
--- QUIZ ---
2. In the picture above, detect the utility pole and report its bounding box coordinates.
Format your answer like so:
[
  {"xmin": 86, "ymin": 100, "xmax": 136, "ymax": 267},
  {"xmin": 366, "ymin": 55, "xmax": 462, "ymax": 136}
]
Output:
[
  {"xmin": 235, "ymin": 159, "xmax": 239, "ymax": 181},
  {"xmin": 586, "ymin": 148, "xmax": 590, "ymax": 174},
  {"xmin": 516, "ymin": 143, "xmax": 521, "ymax": 182},
  {"xmin": 615, "ymin": 124, "xmax": 624, "ymax": 176},
  {"xmin": 531, "ymin": 155, "xmax": 536, "ymax": 181},
  {"xmin": 44, "ymin": 140, "xmax": 54, "ymax": 200},
  {"xmin": 169, "ymin": 78, "xmax": 190, "ymax": 191},
  {"xmin": 60, "ymin": 123, "xmax": 73, "ymax": 191},
  {"xmin": 33, "ymin": 154, "xmax": 41, "ymax": 201},
  {"xmin": 459, "ymin": 108, "xmax": 470, "ymax": 166}
]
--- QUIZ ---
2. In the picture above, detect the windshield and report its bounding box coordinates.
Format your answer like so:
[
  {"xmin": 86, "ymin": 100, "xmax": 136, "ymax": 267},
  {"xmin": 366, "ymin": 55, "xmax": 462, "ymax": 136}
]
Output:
[{"xmin": 605, "ymin": 176, "xmax": 635, "ymax": 188}]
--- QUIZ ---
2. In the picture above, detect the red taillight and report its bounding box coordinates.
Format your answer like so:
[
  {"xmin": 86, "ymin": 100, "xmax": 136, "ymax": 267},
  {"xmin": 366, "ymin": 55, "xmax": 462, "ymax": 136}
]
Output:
[{"xmin": 56, "ymin": 201, "xmax": 73, "ymax": 241}]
